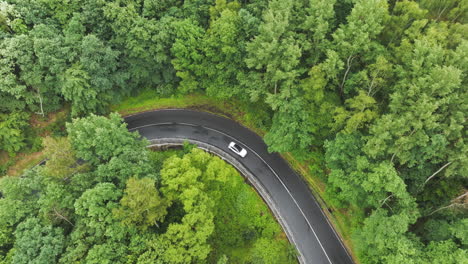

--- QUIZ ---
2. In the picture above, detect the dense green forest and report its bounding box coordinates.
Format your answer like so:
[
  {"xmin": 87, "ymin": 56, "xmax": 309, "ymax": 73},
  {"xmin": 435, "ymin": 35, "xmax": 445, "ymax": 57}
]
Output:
[
  {"xmin": 0, "ymin": 114, "xmax": 296, "ymax": 263},
  {"xmin": 0, "ymin": 0, "xmax": 467, "ymax": 263}
]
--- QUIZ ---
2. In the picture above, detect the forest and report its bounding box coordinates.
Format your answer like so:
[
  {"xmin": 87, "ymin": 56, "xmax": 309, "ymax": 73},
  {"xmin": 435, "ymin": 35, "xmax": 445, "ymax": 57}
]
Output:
[{"xmin": 0, "ymin": 0, "xmax": 466, "ymax": 263}]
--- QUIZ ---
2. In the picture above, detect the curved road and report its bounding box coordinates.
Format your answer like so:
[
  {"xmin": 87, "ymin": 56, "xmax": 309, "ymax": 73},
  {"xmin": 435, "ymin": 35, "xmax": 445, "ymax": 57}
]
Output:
[{"xmin": 124, "ymin": 109, "xmax": 353, "ymax": 264}]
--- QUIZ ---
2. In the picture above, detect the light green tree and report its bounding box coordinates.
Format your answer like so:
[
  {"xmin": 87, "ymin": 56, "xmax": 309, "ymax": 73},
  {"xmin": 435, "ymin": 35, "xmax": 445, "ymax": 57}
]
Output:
[
  {"xmin": 42, "ymin": 136, "xmax": 86, "ymax": 180},
  {"xmin": 114, "ymin": 177, "xmax": 168, "ymax": 230},
  {"xmin": 244, "ymin": 0, "xmax": 301, "ymax": 104}
]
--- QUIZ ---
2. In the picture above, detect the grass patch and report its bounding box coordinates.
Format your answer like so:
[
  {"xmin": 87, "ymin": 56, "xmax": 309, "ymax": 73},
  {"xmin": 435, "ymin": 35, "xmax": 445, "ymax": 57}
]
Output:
[
  {"xmin": 112, "ymin": 91, "xmax": 359, "ymax": 262},
  {"xmin": 2, "ymin": 151, "xmax": 46, "ymax": 177}
]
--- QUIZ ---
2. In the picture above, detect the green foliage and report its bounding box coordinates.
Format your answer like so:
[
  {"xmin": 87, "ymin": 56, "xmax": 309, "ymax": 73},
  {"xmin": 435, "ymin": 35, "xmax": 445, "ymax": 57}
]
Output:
[
  {"xmin": 354, "ymin": 209, "xmax": 422, "ymax": 264},
  {"xmin": 419, "ymin": 0, "xmax": 468, "ymax": 23},
  {"xmin": 42, "ymin": 136, "xmax": 86, "ymax": 180},
  {"xmin": 67, "ymin": 113, "xmax": 144, "ymax": 165},
  {"xmin": 12, "ymin": 218, "xmax": 65, "ymax": 264},
  {"xmin": 332, "ymin": 90, "xmax": 378, "ymax": 134},
  {"xmin": 113, "ymin": 177, "xmax": 168, "ymax": 230},
  {"xmin": 298, "ymin": 0, "xmax": 337, "ymax": 65},
  {"xmin": 209, "ymin": 158, "xmax": 296, "ymax": 263},
  {"xmin": 0, "ymin": 24, "xmax": 65, "ymax": 114},
  {"xmin": 0, "ymin": 112, "xmax": 29, "ymax": 155},
  {"xmin": 244, "ymin": 0, "xmax": 300, "ymax": 104},
  {"xmin": 59, "ymin": 63, "xmax": 92, "ymax": 116},
  {"xmin": 103, "ymin": 3, "xmax": 177, "ymax": 92},
  {"xmin": 251, "ymin": 238, "xmax": 296, "ymax": 264},
  {"xmin": 201, "ymin": 0, "xmax": 246, "ymax": 99},
  {"xmin": 170, "ymin": 18, "xmax": 205, "ymax": 93},
  {"xmin": 157, "ymin": 148, "xmax": 226, "ymax": 263},
  {"xmin": 79, "ymin": 35, "xmax": 127, "ymax": 114},
  {"xmin": 73, "ymin": 183, "xmax": 123, "ymax": 238},
  {"xmin": 0, "ymin": 173, "xmax": 42, "ymax": 259}
]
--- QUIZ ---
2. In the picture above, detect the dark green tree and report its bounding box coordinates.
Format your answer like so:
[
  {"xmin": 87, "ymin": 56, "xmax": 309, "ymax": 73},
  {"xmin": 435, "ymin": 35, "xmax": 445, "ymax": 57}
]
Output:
[{"xmin": 12, "ymin": 218, "xmax": 65, "ymax": 264}]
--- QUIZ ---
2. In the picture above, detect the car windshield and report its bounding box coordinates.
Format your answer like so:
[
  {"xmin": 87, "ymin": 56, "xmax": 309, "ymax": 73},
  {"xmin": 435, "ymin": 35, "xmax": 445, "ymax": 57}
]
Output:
[{"xmin": 233, "ymin": 144, "xmax": 242, "ymax": 152}]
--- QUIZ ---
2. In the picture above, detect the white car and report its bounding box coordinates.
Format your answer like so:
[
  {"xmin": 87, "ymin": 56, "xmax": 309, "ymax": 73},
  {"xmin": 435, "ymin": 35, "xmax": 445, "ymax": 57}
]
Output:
[{"xmin": 228, "ymin": 142, "xmax": 247, "ymax": 157}]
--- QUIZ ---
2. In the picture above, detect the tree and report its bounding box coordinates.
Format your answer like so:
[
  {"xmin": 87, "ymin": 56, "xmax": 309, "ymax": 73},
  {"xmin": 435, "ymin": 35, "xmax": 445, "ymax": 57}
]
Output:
[
  {"xmin": 73, "ymin": 183, "xmax": 123, "ymax": 238},
  {"xmin": 250, "ymin": 237, "xmax": 295, "ymax": 264},
  {"xmin": 243, "ymin": 0, "xmax": 305, "ymax": 154},
  {"xmin": 325, "ymin": 131, "xmax": 415, "ymax": 209},
  {"xmin": 37, "ymin": 182, "xmax": 76, "ymax": 226},
  {"xmin": 113, "ymin": 177, "xmax": 168, "ymax": 230},
  {"xmin": 263, "ymin": 96, "xmax": 312, "ymax": 154},
  {"xmin": 171, "ymin": 18, "xmax": 205, "ymax": 93},
  {"xmin": 328, "ymin": 0, "xmax": 389, "ymax": 99},
  {"xmin": 103, "ymin": 3, "xmax": 178, "ymax": 91},
  {"xmin": 324, "ymin": 132, "xmax": 365, "ymax": 207},
  {"xmin": 216, "ymin": 254, "xmax": 228, "ymax": 264},
  {"xmin": 181, "ymin": 0, "xmax": 214, "ymax": 27},
  {"xmin": 0, "ymin": 173, "xmax": 42, "ymax": 258},
  {"xmin": 200, "ymin": 0, "xmax": 246, "ymax": 99},
  {"xmin": 157, "ymin": 149, "xmax": 235, "ymax": 263},
  {"xmin": 281, "ymin": 64, "xmax": 339, "ymax": 152},
  {"xmin": 77, "ymin": 35, "xmax": 127, "ymax": 114},
  {"xmin": 59, "ymin": 63, "xmax": 93, "ymax": 116},
  {"xmin": 0, "ymin": 112, "xmax": 29, "ymax": 156},
  {"xmin": 423, "ymin": 240, "xmax": 468, "ymax": 264},
  {"xmin": 380, "ymin": 1, "xmax": 427, "ymax": 48},
  {"xmin": 332, "ymin": 90, "xmax": 378, "ymax": 134},
  {"xmin": 12, "ymin": 218, "xmax": 65, "ymax": 264},
  {"xmin": 0, "ymin": 1, "xmax": 23, "ymax": 34},
  {"xmin": 67, "ymin": 113, "xmax": 145, "ymax": 165},
  {"xmin": 354, "ymin": 209, "xmax": 422, "ymax": 264},
  {"xmin": 365, "ymin": 38, "xmax": 467, "ymax": 184},
  {"xmin": 451, "ymin": 217, "xmax": 468, "ymax": 246},
  {"xmin": 419, "ymin": 0, "xmax": 468, "ymax": 23},
  {"xmin": 61, "ymin": 182, "xmax": 129, "ymax": 264},
  {"xmin": 95, "ymin": 147, "xmax": 158, "ymax": 187},
  {"xmin": 299, "ymin": 0, "xmax": 337, "ymax": 65},
  {"xmin": 42, "ymin": 136, "xmax": 86, "ymax": 180},
  {"xmin": 243, "ymin": 0, "xmax": 301, "ymax": 104},
  {"xmin": 0, "ymin": 28, "xmax": 65, "ymax": 115}
]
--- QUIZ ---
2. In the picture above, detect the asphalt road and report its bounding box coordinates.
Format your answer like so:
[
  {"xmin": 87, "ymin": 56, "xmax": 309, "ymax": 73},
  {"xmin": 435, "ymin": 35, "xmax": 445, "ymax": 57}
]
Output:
[{"xmin": 124, "ymin": 109, "xmax": 353, "ymax": 264}]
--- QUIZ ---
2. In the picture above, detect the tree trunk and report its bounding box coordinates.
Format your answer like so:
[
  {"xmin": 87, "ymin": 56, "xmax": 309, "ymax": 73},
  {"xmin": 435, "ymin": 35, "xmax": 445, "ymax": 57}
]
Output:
[
  {"xmin": 380, "ymin": 194, "xmax": 393, "ymax": 207},
  {"xmin": 424, "ymin": 161, "xmax": 452, "ymax": 185},
  {"xmin": 453, "ymin": 191, "xmax": 468, "ymax": 201},
  {"xmin": 428, "ymin": 203, "xmax": 457, "ymax": 216},
  {"xmin": 367, "ymin": 68, "xmax": 381, "ymax": 96},
  {"xmin": 53, "ymin": 207, "xmax": 74, "ymax": 226},
  {"xmin": 37, "ymin": 89, "xmax": 45, "ymax": 117},
  {"xmin": 436, "ymin": 5, "xmax": 448, "ymax": 21},
  {"xmin": 428, "ymin": 190, "xmax": 468, "ymax": 216},
  {"xmin": 339, "ymin": 55, "xmax": 355, "ymax": 100}
]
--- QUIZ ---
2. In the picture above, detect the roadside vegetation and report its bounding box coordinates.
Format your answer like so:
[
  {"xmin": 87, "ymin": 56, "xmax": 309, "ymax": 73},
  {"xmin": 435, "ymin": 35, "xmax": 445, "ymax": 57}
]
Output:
[
  {"xmin": 0, "ymin": 114, "xmax": 296, "ymax": 264},
  {"xmin": 0, "ymin": 0, "xmax": 466, "ymax": 263}
]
